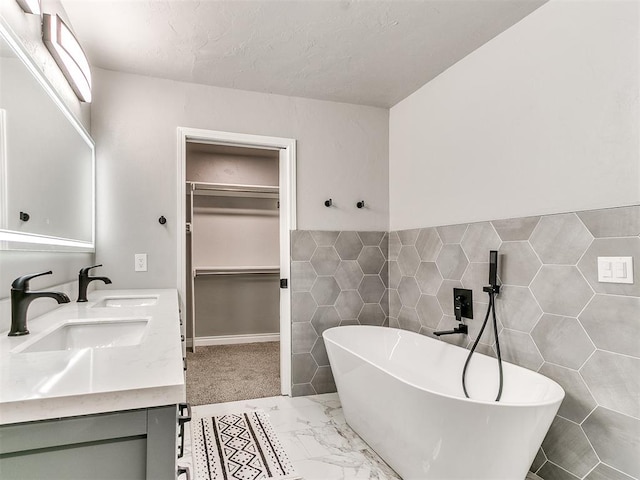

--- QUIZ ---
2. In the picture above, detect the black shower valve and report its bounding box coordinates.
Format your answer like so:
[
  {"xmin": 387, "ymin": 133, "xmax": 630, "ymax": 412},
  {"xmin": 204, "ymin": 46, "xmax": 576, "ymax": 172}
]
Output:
[{"xmin": 453, "ymin": 288, "xmax": 473, "ymax": 321}]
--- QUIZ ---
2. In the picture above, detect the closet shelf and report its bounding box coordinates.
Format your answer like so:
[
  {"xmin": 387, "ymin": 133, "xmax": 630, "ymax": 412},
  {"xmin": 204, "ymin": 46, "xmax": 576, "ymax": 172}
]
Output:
[
  {"xmin": 194, "ymin": 266, "xmax": 280, "ymax": 277},
  {"xmin": 188, "ymin": 181, "xmax": 279, "ymax": 199}
]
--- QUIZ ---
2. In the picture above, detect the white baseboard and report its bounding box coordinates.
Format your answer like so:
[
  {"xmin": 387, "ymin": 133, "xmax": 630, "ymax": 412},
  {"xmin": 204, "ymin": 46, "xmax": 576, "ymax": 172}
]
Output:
[{"xmin": 188, "ymin": 333, "xmax": 280, "ymax": 348}]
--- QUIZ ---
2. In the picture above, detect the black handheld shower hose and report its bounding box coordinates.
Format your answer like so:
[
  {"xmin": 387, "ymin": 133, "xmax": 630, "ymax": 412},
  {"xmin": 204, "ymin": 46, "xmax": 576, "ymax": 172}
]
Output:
[{"xmin": 462, "ymin": 251, "xmax": 503, "ymax": 402}]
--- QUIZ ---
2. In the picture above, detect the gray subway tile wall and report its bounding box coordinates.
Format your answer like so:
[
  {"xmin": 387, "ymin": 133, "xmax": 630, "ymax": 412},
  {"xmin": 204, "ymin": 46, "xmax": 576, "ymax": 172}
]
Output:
[{"xmin": 386, "ymin": 205, "xmax": 640, "ymax": 480}]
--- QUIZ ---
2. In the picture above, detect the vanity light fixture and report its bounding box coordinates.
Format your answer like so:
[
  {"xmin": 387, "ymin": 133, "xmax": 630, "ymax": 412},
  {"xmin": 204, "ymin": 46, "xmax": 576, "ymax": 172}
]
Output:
[
  {"xmin": 15, "ymin": 0, "xmax": 41, "ymax": 15},
  {"xmin": 42, "ymin": 13, "xmax": 92, "ymax": 102}
]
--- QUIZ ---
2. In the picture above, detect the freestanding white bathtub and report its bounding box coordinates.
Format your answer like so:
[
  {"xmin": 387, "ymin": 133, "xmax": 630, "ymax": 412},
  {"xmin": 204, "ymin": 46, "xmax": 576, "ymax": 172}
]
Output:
[{"xmin": 323, "ymin": 326, "xmax": 564, "ymax": 480}]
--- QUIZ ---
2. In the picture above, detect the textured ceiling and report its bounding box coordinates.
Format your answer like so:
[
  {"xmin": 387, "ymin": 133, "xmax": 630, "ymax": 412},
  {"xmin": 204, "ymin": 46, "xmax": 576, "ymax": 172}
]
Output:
[{"xmin": 61, "ymin": 0, "xmax": 547, "ymax": 108}]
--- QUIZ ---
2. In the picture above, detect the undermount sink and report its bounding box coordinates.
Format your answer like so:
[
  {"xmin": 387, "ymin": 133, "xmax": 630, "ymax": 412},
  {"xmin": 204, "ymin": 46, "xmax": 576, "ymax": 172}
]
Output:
[
  {"xmin": 92, "ymin": 296, "xmax": 158, "ymax": 308},
  {"xmin": 13, "ymin": 319, "xmax": 149, "ymax": 354}
]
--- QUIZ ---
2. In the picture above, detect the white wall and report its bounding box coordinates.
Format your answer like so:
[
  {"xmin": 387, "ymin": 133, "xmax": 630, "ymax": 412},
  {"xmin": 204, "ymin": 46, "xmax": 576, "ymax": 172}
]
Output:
[
  {"xmin": 92, "ymin": 69, "xmax": 389, "ymax": 288},
  {"xmin": 389, "ymin": 0, "xmax": 639, "ymax": 231}
]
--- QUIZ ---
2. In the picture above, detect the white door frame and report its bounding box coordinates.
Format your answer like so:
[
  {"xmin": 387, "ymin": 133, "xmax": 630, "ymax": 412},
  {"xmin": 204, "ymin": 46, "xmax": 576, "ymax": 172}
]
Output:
[{"xmin": 177, "ymin": 127, "xmax": 296, "ymax": 396}]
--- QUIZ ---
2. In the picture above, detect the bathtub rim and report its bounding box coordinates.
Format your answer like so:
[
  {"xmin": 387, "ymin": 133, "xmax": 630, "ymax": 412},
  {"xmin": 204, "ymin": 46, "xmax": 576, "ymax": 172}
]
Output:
[{"xmin": 323, "ymin": 325, "xmax": 565, "ymax": 408}]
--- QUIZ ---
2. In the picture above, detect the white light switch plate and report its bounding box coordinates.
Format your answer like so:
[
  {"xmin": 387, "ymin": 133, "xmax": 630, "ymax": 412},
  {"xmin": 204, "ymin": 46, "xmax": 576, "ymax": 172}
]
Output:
[
  {"xmin": 597, "ymin": 256, "xmax": 633, "ymax": 284},
  {"xmin": 135, "ymin": 253, "xmax": 147, "ymax": 272}
]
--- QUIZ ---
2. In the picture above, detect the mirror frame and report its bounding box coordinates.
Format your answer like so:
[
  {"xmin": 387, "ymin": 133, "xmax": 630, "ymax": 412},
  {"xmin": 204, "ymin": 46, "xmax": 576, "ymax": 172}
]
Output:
[{"xmin": 0, "ymin": 19, "xmax": 95, "ymax": 252}]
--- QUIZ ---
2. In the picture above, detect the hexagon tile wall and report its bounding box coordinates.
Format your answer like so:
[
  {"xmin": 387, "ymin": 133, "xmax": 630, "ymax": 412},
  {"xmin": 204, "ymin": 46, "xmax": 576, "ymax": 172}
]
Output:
[
  {"xmin": 290, "ymin": 230, "xmax": 389, "ymax": 396},
  {"xmin": 290, "ymin": 205, "xmax": 638, "ymax": 479},
  {"xmin": 385, "ymin": 205, "xmax": 639, "ymax": 480}
]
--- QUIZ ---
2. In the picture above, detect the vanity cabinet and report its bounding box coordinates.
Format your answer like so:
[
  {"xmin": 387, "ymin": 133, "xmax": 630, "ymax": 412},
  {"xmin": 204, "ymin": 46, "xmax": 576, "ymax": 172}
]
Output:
[
  {"xmin": 0, "ymin": 405, "xmax": 177, "ymax": 479},
  {"xmin": 0, "ymin": 289, "xmax": 185, "ymax": 479}
]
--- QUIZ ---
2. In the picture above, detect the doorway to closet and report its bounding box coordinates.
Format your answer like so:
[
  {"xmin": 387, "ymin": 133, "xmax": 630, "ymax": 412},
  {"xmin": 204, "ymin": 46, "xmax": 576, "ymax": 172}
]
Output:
[{"xmin": 177, "ymin": 128, "xmax": 296, "ymax": 404}]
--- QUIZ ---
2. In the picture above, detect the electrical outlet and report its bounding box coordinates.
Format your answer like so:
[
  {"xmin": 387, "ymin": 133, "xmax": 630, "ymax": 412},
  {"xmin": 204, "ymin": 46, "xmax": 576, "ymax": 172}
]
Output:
[{"xmin": 135, "ymin": 253, "xmax": 147, "ymax": 272}]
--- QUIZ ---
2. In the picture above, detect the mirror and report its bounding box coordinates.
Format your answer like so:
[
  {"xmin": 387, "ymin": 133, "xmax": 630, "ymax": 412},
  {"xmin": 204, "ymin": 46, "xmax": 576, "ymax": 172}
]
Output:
[{"xmin": 0, "ymin": 21, "xmax": 94, "ymax": 252}]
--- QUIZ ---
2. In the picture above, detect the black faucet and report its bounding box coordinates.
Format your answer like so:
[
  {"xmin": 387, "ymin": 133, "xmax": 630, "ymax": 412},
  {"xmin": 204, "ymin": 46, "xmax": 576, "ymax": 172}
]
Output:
[
  {"xmin": 9, "ymin": 271, "xmax": 70, "ymax": 336},
  {"xmin": 434, "ymin": 324, "xmax": 468, "ymax": 336},
  {"xmin": 77, "ymin": 264, "xmax": 112, "ymax": 302}
]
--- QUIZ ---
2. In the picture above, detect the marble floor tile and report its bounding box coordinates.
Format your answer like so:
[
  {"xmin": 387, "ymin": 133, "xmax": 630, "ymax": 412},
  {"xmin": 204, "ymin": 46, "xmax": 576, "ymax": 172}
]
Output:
[
  {"xmin": 181, "ymin": 393, "xmax": 400, "ymax": 480},
  {"xmin": 180, "ymin": 393, "xmax": 549, "ymax": 480}
]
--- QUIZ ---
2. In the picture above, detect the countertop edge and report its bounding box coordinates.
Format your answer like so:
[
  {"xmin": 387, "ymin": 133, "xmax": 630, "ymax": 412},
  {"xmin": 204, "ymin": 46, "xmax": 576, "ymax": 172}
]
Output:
[{"xmin": 0, "ymin": 383, "xmax": 186, "ymax": 425}]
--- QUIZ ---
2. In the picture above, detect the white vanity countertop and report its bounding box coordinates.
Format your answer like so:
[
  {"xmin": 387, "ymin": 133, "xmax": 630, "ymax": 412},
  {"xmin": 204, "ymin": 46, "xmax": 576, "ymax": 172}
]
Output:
[{"xmin": 0, "ymin": 289, "xmax": 185, "ymax": 425}]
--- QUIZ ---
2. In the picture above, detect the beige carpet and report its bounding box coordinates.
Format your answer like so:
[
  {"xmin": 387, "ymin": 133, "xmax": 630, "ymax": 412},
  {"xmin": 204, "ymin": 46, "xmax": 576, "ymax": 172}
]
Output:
[{"xmin": 186, "ymin": 342, "xmax": 281, "ymax": 405}]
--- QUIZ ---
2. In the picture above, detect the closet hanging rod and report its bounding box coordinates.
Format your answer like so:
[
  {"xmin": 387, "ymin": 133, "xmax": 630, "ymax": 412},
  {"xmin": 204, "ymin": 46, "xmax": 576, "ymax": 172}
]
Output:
[
  {"xmin": 194, "ymin": 266, "xmax": 280, "ymax": 276},
  {"xmin": 188, "ymin": 181, "xmax": 279, "ymax": 197}
]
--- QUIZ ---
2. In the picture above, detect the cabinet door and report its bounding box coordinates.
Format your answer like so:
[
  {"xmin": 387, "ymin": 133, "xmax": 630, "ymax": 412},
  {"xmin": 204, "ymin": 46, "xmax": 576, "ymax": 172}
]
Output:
[
  {"xmin": 0, "ymin": 437, "xmax": 147, "ymax": 480},
  {"xmin": 0, "ymin": 406, "xmax": 177, "ymax": 480}
]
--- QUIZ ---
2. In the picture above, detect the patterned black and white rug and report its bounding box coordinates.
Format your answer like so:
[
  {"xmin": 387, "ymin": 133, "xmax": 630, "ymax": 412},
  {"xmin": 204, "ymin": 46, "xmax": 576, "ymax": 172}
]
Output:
[{"xmin": 193, "ymin": 410, "xmax": 300, "ymax": 480}]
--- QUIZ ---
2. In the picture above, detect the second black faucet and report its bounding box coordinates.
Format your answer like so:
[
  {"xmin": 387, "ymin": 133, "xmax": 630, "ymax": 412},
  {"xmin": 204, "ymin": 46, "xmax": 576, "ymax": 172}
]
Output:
[{"xmin": 77, "ymin": 264, "xmax": 112, "ymax": 302}]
